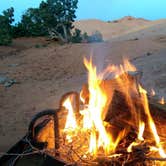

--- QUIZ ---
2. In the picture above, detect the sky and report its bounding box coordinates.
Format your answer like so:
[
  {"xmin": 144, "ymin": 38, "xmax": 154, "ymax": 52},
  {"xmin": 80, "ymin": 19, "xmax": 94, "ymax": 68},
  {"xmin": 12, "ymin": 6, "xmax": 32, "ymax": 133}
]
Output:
[{"xmin": 0, "ymin": 0, "xmax": 166, "ymax": 23}]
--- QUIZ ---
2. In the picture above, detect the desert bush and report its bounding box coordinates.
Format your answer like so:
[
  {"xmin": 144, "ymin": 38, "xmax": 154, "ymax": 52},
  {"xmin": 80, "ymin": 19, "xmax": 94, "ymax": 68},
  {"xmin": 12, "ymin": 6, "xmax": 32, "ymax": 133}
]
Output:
[
  {"xmin": 70, "ymin": 29, "xmax": 103, "ymax": 43},
  {"xmin": 71, "ymin": 28, "xmax": 82, "ymax": 43},
  {"xmin": 88, "ymin": 31, "xmax": 103, "ymax": 43},
  {"xmin": 0, "ymin": 28, "xmax": 12, "ymax": 45},
  {"xmin": 82, "ymin": 32, "xmax": 89, "ymax": 42}
]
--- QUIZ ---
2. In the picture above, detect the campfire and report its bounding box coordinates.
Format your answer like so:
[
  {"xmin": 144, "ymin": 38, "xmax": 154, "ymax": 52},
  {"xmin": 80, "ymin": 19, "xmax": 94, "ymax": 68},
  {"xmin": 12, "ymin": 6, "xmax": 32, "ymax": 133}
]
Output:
[{"xmin": 36, "ymin": 57, "xmax": 166, "ymax": 165}]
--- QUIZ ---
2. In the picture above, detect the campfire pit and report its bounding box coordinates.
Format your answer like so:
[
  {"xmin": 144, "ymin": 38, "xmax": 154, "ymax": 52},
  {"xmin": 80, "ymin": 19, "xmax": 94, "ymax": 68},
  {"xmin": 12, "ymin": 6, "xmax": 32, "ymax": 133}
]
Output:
[{"xmin": 1, "ymin": 58, "xmax": 166, "ymax": 166}]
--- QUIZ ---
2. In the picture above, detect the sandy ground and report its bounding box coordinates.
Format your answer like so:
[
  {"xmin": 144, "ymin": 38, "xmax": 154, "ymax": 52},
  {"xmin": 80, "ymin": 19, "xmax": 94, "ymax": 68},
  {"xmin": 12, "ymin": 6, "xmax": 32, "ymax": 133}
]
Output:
[{"xmin": 0, "ymin": 18, "xmax": 166, "ymax": 152}]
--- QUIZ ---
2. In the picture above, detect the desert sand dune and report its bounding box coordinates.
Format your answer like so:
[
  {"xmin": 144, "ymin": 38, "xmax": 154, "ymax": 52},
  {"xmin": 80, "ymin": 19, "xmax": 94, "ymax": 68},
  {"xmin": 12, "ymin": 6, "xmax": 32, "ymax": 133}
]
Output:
[
  {"xmin": 112, "ymin": 19, "xmax": 166, "ymax": 41},
  {"xmin": 74, "ymin": 17, "xmax": 166, "ymax": 40}
]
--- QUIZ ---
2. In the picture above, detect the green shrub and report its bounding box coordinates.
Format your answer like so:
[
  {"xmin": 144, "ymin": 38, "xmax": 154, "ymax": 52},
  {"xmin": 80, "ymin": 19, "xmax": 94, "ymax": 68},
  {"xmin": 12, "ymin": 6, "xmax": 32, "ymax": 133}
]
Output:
[
  {"xmin": 0, "ymin": 30, "xmax": 12, "ymax": 45},
  {"xmin": 82, "ymin": 32, "xmax": 89, "ymax": 42},
  {"xmin": 0, "ymin": 7, "xmax": 14, "ymax": 45},
  {"xmin": 71, "ymin": 28, "xmax": 82, "ymax": 43},
  {"xmin": 70, "ymin": 29, "xmax": 103, "ymax": 43}
]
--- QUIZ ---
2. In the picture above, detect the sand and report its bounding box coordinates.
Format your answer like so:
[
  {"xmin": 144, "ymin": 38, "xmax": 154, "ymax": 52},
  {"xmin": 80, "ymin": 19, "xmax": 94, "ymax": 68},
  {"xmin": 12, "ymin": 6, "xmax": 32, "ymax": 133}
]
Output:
[{"xmin": 0, "ymin": 17, "xmax": 166, "ymax": 151}]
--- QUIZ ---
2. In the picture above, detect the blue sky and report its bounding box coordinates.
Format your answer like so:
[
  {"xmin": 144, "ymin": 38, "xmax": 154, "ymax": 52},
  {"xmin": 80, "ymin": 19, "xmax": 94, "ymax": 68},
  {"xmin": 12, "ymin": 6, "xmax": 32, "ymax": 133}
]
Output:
[{"xmin": 0, "ymin": 0, "xmax": 166, "ymax": 23}]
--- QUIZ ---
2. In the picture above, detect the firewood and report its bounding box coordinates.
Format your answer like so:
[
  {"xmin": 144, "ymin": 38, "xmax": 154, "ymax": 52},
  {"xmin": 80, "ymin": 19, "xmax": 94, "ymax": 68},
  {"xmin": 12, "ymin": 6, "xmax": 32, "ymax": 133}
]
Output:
[
  {"xmin": 148, "ymin": 97, "xmax": 166, "ymax": 139},
  {"xmin": 80, "ymin": 70, "xmax": 166, "ymax": 139},
  {"xmin": 105, "ymin": 89, "xmax": 166, "ymax": 139},
  {"xmin": 54, "ymin": 110, "xmax": 60, "ymax": 150}
]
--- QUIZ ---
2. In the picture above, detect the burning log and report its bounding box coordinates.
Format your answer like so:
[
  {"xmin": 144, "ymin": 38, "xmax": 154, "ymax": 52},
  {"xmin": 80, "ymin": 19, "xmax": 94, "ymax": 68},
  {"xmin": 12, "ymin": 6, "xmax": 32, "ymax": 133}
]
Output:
[
  {"xmin": 54, "ymin": 110, "xmax": 60, "ymax": 150},
  {"xmin": 105, "ymin": 89, "xmax": 166, "ymax": 139},
  {"xmin": 81, "ymin": 70, "xmax": 166, "ymax": 141},
  {"xmin": 148, "ymin": 97, "xmax": 166, "ymax": 139},
  {"xmin": 104, "ymin": 90, "xmax": 132, "ymax": 128}
]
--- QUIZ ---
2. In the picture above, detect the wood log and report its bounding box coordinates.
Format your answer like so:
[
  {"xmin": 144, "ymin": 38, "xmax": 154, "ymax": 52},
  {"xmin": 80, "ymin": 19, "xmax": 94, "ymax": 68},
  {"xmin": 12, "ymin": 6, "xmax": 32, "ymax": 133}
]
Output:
[
  {"xmin": 148, "ymin": 97, "xmax": 166, "ymax": 139},
  {"xmin": 105, "ymin": 89, "xmax": 166, "ymax": 139}
]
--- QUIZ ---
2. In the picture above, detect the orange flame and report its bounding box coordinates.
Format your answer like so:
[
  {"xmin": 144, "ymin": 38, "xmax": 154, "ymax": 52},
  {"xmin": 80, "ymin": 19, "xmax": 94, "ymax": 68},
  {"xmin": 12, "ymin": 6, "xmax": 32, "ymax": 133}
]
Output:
[
  {"xmin": 63, "ymin": 96, "xmax": 77, "ymax": 130},
  {"xmin": 83, "ymin": 57, "xmax": 117, "ymax": 155},
  {"xmin": 37, "ymin": 56, "xmax": 166, "ymax": 163},
  {"xmin": 89, "ymin": 130, "xmax": 97, "ymax": 155},
  {"xmin": 138, "ymin": 121, "xmax": 145, "ymax": 141},
  {"xmin": 63, "ymin": 57, "xmax": 166, "ymax": 158},
  {"xmin": 159, "ymin": 97, "xmax": 165, "ymax": 105},
  {"xmin": 123, "ymin": 58, "xmax": 137, "ymax": 72},
  {"xmin": 127, "ymin": 121, "xmax": 145, "ymax": 153},
  {"xmin": 139, "ymin": 85, "xmax": 166, "ymax": 158},
  {"xmin": 62, "ymin": 96, "xmax": 77, "ymax": 142}
]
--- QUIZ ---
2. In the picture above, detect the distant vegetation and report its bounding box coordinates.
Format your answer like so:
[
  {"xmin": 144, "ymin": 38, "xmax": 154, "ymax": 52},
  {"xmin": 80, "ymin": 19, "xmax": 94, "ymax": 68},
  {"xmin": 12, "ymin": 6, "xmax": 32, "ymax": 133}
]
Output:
[
  {"xmin": 71, "ymin": 29, "xmax": 103, "ymax": 43},
  {"xmin": 0, "ymin": 0, "xmax": 103, "ymax": 46},
  {"xmin": 87, "ymin": 31, "xmax": 103, "ymax": 43},
  {"xmin": 0, "ymin": 7, "xmax": 14, "ymax": 45}
]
